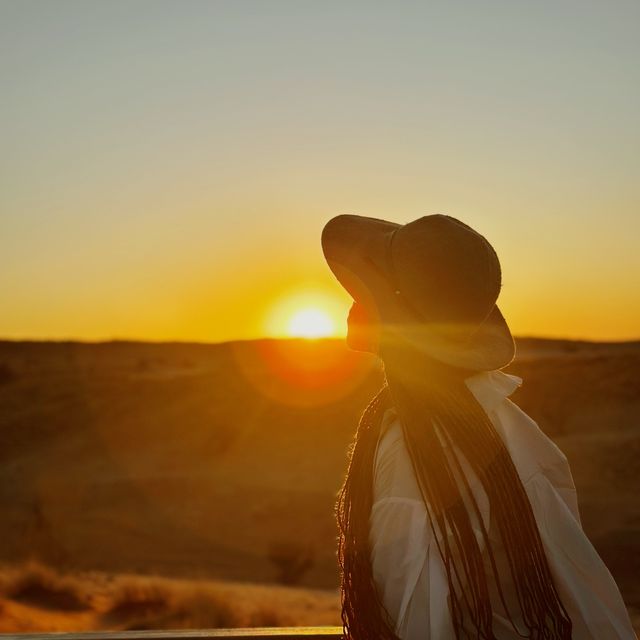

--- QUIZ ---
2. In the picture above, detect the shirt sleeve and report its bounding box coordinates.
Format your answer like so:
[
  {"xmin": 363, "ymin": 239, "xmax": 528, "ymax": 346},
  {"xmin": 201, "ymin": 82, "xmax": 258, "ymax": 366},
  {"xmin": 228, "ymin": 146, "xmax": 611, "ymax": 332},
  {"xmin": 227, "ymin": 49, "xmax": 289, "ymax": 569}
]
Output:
[
  {"xmin": 368, "ymin": 491, "xmax": 482, "ymax": 640},
  {"xmin": 538, "ymin": 450, "xmax": 582, "ymax": 527},
  {"xmin": 495, "ymin": 397, "xmax": 583, "ymax": 527},
  {"xmin": 369, "ymin": 496, "xmax": 431, "ymax": 637},
  {"xmin": 369, "ymin": 417, "xmax": 492, "ymax": 640},
  {"xmin": 525, "ymin": 471, "xmax": 638, "ymax": 640},
  {"xmin": 369, "ymin": 416, "xmax": 438, "ymax": 639}
]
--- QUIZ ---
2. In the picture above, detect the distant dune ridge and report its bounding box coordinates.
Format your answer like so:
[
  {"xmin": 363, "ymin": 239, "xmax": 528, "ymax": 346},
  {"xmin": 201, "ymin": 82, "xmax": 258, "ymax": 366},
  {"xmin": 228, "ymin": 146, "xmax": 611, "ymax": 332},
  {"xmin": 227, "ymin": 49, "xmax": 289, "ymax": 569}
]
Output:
[{"xmin": 0, "ymin": 337, "xmax": 638, "ymax": 632}]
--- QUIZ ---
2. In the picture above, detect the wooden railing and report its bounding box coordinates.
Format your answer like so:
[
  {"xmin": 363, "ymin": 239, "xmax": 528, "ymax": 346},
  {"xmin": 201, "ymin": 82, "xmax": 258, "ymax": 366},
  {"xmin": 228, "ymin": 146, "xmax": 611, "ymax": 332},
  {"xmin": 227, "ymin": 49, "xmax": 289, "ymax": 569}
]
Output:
[{"xmin": 0, "ymin": 628, "xmax": 344, "ymax": 640}]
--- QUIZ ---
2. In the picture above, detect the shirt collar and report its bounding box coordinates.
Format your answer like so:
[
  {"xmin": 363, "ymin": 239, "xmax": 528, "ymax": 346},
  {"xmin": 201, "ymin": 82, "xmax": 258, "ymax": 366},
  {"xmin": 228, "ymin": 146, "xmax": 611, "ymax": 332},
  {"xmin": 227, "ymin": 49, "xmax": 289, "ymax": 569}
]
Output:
[{"xmin": 463, "ymin": 369, "xmax": 523, "ymax": 413}]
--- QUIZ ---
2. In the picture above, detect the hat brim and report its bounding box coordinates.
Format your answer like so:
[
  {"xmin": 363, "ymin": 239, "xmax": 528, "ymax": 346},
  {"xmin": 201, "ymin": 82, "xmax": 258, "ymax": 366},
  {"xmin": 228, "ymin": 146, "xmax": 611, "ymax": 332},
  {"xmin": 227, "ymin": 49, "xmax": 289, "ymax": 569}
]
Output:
[{"xmin": 321, "ymin": 214, "xmax": 516, "ymax": 371}]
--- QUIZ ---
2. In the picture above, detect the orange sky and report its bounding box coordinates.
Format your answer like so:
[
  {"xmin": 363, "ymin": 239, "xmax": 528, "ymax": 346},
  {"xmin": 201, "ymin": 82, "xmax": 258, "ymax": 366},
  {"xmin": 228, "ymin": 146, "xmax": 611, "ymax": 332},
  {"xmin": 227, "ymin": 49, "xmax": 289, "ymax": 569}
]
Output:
[{"xmin": 1, "ymin": 2, "xmax": 639, "ymax": 343}]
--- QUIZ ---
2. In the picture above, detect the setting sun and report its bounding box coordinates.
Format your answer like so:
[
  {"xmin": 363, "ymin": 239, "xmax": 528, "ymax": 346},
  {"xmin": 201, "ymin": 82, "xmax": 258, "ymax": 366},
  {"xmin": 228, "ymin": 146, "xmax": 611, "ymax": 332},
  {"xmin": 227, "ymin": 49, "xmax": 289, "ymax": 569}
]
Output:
[
  {"xmin": 288, "ymin": 308, "xmax": 335, "ymax": 338},
  {"xmin": 263, "ymin": 288, "xmax": 348, "ymax": 339}
]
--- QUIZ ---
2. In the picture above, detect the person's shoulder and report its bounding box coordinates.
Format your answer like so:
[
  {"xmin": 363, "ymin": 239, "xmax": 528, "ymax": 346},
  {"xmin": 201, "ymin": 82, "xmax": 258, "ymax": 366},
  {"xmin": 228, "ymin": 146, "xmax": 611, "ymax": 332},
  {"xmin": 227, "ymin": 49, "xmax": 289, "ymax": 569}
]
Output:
[{"xmin": 490, "ymin": 383, "xmax": 574, "ymax": 486}]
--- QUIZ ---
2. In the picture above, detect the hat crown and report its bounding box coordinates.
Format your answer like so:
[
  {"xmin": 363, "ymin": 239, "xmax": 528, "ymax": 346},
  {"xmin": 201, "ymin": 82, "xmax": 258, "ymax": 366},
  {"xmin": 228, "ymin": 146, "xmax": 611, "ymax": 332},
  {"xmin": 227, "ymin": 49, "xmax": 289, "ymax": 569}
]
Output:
[
  {"xmin": 391, "ymin": 214, "xmax": 502, "ymax": 326},
  {"xmin": 320, "ymin": 212, "xmax": 515, "ymax": 370}
]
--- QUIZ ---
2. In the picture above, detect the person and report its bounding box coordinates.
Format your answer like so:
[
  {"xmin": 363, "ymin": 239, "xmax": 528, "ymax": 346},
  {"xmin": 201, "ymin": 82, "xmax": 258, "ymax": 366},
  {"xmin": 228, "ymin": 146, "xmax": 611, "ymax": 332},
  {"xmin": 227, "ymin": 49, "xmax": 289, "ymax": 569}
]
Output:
[{"xmin": 321, "ymin": 214, "xmax": 637, "ymax": 640}]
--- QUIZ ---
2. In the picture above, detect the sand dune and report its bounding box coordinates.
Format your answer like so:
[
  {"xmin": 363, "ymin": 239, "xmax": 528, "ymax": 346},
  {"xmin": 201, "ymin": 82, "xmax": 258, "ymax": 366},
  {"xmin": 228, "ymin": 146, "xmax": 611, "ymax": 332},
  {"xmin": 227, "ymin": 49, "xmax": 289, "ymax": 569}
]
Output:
[{"xmin": 0, "ymin": 337, "xmax": 638, "ymax": 632}]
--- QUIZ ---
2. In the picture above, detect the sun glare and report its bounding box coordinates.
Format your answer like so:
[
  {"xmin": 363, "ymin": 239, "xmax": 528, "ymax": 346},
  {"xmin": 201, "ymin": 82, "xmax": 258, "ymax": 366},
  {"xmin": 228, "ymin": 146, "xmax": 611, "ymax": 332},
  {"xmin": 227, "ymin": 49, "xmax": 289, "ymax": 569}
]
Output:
[
  {"xmin": 263, "ymin": 288, "xmax": 347, "ymax": 339},
  {"xmin": 238, "ymin": 288, "xmax": 368, "ymax": 407},
  {"xmin": 288, "ymin": 308, "xmax": 335, "ymax": 338}
]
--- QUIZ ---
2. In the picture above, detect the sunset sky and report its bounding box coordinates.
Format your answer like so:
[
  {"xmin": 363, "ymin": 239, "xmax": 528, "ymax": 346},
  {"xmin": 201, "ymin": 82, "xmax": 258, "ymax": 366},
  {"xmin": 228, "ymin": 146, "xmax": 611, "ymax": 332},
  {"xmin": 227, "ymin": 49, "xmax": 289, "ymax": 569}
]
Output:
[{"xmin": 2, "ymin": 1, "xmax": 639, "ymax": 342}]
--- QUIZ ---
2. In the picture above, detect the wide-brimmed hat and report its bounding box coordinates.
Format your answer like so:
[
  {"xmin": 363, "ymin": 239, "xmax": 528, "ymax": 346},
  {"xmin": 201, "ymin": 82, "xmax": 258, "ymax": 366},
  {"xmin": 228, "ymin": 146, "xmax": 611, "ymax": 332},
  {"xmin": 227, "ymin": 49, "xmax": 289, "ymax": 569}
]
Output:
[{"xmin": 321, "ymin": 213, "xmax": 515, "ymax": 371}]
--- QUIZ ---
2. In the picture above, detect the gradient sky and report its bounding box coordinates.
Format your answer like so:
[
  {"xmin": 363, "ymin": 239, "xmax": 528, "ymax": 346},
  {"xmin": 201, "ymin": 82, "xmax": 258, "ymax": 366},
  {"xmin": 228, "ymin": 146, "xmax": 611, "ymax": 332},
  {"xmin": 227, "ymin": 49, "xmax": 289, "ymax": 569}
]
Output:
[{"xmin": 2, "ymin": 0, "xmax": 639, "ymax": 342}]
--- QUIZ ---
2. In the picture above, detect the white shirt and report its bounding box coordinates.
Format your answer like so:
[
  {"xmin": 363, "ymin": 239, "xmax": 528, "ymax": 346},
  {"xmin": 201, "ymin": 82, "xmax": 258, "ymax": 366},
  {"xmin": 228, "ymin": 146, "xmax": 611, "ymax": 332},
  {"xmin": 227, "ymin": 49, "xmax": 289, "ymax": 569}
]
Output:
[{"xmin": 369, "ymin": 369, "xmax": 637, "ymax": 640}]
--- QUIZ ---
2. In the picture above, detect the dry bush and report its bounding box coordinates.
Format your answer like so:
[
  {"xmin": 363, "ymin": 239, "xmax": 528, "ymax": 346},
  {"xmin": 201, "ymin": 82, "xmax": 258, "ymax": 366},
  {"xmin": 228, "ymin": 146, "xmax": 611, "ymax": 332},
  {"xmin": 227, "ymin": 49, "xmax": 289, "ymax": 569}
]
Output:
[
  {"xmin": 0, "ymin": 559, "xmax": 91, "ymax": 611},
  {"xmin": 104, "ymin": 577, "xmax": 242, "ymax": 631},
  {"xmin": 102, "ymin": 577, "xmax": 174, "ymax": 627},
  {"xmin": 268, "ymin": 540, "xmax": 315, "ymax": 586},
  {"xmin": 133, "ymin": 587, "xmax": 239, "ymax": 630},
  {"xmin": 0, "ymin": 362, "xmax": 16, "ymax": 386}
]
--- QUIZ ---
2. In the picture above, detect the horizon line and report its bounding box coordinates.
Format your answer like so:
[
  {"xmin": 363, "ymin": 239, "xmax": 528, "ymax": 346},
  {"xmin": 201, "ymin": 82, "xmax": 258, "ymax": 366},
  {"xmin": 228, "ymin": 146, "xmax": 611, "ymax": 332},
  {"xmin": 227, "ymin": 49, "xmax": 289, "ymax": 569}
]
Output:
[{"xmin": 0, "ymin": 335, "xmax": 639, "ymax": 347}]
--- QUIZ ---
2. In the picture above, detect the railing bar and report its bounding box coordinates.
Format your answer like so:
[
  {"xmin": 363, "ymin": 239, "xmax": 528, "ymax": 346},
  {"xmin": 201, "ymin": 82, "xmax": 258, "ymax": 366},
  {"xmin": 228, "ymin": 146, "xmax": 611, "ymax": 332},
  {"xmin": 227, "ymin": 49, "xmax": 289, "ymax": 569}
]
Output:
[{"xmin": 0, "ymin": 627, "xmax": 344, "ymax": 640}]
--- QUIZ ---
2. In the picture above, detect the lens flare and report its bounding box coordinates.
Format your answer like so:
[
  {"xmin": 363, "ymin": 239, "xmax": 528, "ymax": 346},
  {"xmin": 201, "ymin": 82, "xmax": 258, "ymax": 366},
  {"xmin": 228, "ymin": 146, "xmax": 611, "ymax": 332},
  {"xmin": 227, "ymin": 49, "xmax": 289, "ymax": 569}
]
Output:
[{"xmin": 229, "ymin": 287, "xmax": 373, "ymax": 407}]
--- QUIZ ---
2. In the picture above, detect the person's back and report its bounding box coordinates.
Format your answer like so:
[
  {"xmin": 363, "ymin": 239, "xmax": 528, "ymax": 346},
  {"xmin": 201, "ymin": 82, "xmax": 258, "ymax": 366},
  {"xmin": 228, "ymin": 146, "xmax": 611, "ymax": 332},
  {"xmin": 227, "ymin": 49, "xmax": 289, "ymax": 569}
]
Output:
[{"xmin": 369, "ymin": 369, "xmax": 637, "ymax": 639}]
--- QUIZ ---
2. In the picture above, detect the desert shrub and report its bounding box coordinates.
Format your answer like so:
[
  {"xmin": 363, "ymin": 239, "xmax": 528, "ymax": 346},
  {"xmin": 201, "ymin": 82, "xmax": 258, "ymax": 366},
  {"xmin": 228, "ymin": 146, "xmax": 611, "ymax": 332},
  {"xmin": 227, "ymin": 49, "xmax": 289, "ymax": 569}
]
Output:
[
  {"xmin": 268, "ymin": 540, "xmax": 315, "ymax": 586},
  {"xmin": 149, "ymin": 587, "xmax": 239, "ymax": 630},
  {"xmin": 104, "ymin": 581, "xmax": 240, "ymax": 630},
  {"xmin": 103, "ymin": 578, "xmax": 174, "ymax": 626},
  {"xmin": 0, "ymin": 363, "xmax": 16, "ymax": 386},
  {"xmin": 1, "ymin": 559, "xmax": 90, "ymax": 611},
  {"xmin": 135, "ymin": 357, "xmax": 154, "ymax": 372}
]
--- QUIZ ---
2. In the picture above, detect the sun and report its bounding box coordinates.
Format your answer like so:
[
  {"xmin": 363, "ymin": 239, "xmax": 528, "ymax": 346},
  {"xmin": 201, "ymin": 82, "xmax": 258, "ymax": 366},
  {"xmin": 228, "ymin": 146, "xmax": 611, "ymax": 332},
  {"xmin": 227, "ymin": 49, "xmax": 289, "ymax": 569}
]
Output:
[
  {"xmin": 288, "ymin": 308, "xmax": 335, "ymax": 338},
  {"xmin": 263, "ymin": 288, "xmax": 347, "ymax": 339}
]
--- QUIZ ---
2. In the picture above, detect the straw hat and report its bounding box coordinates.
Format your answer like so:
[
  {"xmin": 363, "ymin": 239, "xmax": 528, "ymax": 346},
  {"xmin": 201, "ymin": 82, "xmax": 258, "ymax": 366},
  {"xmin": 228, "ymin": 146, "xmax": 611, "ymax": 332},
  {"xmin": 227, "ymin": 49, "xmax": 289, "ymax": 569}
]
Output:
[{"xmin": 321, "ymin": 213, "xmax": 515, "ymax": 371}]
